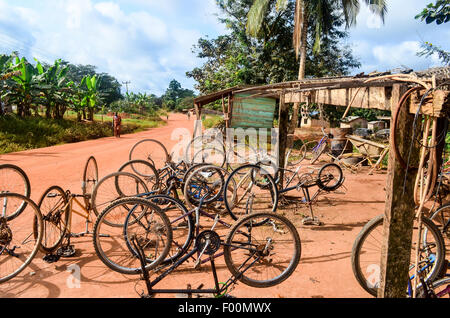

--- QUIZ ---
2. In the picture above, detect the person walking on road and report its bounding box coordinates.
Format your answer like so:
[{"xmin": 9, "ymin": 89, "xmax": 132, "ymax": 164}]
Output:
[
  {"xmin": 187, "ymin": 111, "xmax": 191, "ymax": 120},
  {"xmin": 113, "ymin": 112, "xmax": 122, "ymax": 138}
]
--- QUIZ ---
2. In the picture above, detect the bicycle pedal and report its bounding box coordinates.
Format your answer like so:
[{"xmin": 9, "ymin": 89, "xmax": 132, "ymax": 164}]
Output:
[
  {"xmin": 43, "ymin": 253, "xmax": 61, "ymax": 264},
  {"xmin": 57, "ymin": 245, "xmax": 76, "ymax": 258},
  {"xmin": 302, "ymin": 217, "xmax": 323, "ymax": 226}
]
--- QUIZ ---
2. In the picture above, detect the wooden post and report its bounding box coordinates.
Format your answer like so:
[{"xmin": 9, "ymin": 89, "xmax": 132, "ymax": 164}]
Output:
[
  {"xmin": 194, "ymin": 103, "xmax": 201, "ymax": 120},
  {"xmin": 227, "ymin": 93, "xmax": 232, "ymax": 128},
  {"xmin": 278, "ymin": 90, "xmax": 289, "ymax": 183},
  {"xmin": 378, "ymin": 85, "xmax": 420, "ymax": 298}
]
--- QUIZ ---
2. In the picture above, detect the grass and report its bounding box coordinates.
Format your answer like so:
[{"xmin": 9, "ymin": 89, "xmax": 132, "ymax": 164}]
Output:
[
  {"xmin": 0, "ymin": 113, "xmax": 165, "ymax": 154},
  {"xmin": 202, "ymin": 115, "xmax": 224, "ymax": 129}
]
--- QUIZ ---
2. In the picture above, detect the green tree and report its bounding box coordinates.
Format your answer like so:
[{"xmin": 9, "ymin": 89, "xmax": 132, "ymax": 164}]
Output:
[
  {"xmin": 415, "ymin": 1, "xmax": 450, "ymax": 65},
  {"xmin": 187, "ymin": 0, "xmax": 360, "ymax": 96},
  {"xmin": 415, "ymin": 0, "xmax": 450, "ymax": 24},
  {"xmin": 162, "ymin": 79, "xmax": 195, "ymax": 110},
  {"xmin": 246, "ymin": 0, "xmax": 387, "ymax": 79}
]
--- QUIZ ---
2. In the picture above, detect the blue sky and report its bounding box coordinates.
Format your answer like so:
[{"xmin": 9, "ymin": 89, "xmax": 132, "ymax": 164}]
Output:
[{"xmin": 0, "ymin": 0, "xmax": 448, "ymax": 95}]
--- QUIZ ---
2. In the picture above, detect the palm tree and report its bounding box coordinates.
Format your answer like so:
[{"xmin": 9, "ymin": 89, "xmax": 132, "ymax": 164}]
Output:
[{"xmin": 247, "ymin": 0, "xmax": 388, "ymax": 79}]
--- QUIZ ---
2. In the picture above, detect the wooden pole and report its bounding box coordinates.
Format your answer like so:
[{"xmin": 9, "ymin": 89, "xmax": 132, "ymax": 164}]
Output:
[
  {"xmin": 378, "ymin": 85, "xmax": 420, "ymax": 298},
  {"xmin": 278, "ymin": 90, "xmax": 289, "ymax": 183},
  {"xmin": 227, "ymin": 93, "xmax": 232, "ymax": 128}
]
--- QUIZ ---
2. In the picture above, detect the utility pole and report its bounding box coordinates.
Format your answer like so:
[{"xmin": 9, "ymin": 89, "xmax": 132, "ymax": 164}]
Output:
[{"xmin": 122, "ymin": 81, "xmax": 131, "ymax": 96}]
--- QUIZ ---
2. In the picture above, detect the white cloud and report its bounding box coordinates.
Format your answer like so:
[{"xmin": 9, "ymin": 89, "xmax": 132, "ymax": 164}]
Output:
[
  {"xmin": 0, "ymin": 0, "xmax": 227, "ymax": 95},
  {"xmin": 347, "ymin": 0, "xmax": 450, "ymax": 74}
]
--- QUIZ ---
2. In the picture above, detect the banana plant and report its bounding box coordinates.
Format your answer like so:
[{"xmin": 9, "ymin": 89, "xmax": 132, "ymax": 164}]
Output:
[
  {"xmin": 3, "ymin": 56, "xmax": 41, "ymax": 117},
  {"xmin": 80, "ymin": 74, "xmax": 102, "ymax": 121},
  {"xmin": 35, "ymin": 59, "xmax": 70, "ymax": 119}
]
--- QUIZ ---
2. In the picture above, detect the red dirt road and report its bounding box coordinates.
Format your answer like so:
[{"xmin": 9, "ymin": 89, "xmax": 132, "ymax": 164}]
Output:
[{"xmin": 1, "ymin": 113, "xmax": 389, "ymax": 298}]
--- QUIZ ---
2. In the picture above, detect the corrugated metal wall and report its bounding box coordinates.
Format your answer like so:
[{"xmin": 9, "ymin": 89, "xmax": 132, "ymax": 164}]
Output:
[{"xmin": 230, "ymin": 93, "xmax": 276, "ymax": 129}]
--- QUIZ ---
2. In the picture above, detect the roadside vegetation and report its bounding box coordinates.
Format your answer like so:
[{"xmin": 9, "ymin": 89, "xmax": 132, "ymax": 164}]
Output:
[{"xmin": 0, "ymin": 113, "xmax": 164, "ymax": 154}]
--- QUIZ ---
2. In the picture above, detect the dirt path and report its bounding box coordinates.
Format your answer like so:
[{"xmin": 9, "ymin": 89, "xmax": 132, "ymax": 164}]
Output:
[{"xmin": 1, "ymin": 113, "xmax": 389, "ymax": 298}]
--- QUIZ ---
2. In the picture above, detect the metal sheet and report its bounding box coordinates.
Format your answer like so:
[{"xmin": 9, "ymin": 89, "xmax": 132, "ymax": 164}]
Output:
[{"xmin": 231, "ymin": 93, "xmax": 276, "ymax": 129}]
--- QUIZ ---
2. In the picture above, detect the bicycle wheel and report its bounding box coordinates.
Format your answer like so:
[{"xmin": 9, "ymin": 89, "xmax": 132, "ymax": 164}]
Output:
[
  {"xmin": 35, "ymin": 186, "xmax": 70, "ymax": 254},
  {"xmin": 93, "ymin": 197, "xmax": 172, "ymax": 275},
  {"xmin": 223, "ymin": 212, "xmax": 301, "ymax": 288},
  {"xmin": 192, "ymin": 147, "xmax": 226, "ymax": 168},
  {"xmin": 118, "ymin": 160, "xmax": 161, "ymax": 193},
  {"xmin": 129, "ymin": 139, "xmax": 170, "ymax": 168},
  {"xmin": 286, "ymin": 141, "xmax": 307, "ymax": 167},
  {"xmin": 184, "ymin": 133, "xmax": 225, "ymax": 165},
  {"xmin": 224, "ymin": 164, "xmax": 279, "ymax": 222},
  {"xmin": 91, "ymin": 172, "xmax": 149, "ymax": 226},
  {"xmin": 225, "ymin": 142, "xmax": 260, "ymax": 171},
  {"xmin": 317, "ymin": 163, "xmax": 343, "ymax": 191},
  {"xmin": 351, "ymin": 215, "xmax": 446, "ymax": 297},
  {"xmin": 182, "ymin": 163, "xmax": 210, "ymax": 185},
  {"xmin": 310, "ymin": 141, "xmax": 327, "ymax": 164},
  {"xmin": 183, "ymin": 165, "xmax": 226, "ymax": 208},
  {"xmin": 0, "ymin": 193, "xmax": 43, "ymax": 283},
  {"xmin": 0, "ymin": 164, "xmax": 31, "ymax": 218},
  {"xmin": 429, "ymin": 203, "xmax": 450, "ymax": 240},
  {"xmin": 417, "ymin": 277, "xmax": 450, "ymax": 298},
  {"xmin": 125, "ymin": 194, "xmax": 194, "ymax": 265},
  {"xmin": 82, "ymin": 156, "xmax": 98, "ymax": 209}
]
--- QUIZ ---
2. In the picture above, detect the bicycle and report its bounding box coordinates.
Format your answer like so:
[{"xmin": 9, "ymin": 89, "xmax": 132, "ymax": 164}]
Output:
[
  {"xmin": 351, "ymin": 214, "xmax": 446, "ymax": 297},
  {"xmin": 276, "ymin": 163, "xmax": 344, "ymax": 226},
  {"xmin": 305, "ymin": 127, "xmax": 334, "ymax": 165},
  {"xmin": 92, "ymin": 165, "xmax": 282, "ymax": 275},
  {"xmin": 113, "ymin": 181, "xmax": 301, "ymax": 297},
  {"xmin": 33, "ymin": 156, "xmax": 111, "ymax": 258},
  {"xmin": 223, "ymin": 161, "xmax": 344, "ymax": 226},
  {"xmin": 132, "ymin": 210, "xmax": 301, "ymax": 298}
]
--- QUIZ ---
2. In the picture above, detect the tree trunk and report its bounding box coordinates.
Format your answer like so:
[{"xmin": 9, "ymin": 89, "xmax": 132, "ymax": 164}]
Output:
[
  {"xmin": 288, "ymin": 3, "xmax": 307, "ymax": 148},
  {"xmin": 298, "ymin": 4, "xmax": 308, "ymax": 80}
]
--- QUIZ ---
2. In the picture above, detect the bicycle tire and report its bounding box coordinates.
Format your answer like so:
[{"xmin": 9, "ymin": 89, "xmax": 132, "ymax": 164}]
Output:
[
  {"xmin": 310, "ymin": 141, "xmax": 327, "ymax": 164},
  {"xmin": 286, "ymin": 142, "xmax": 307, "ymax": 167},
  {"xmin": 0, "ymin": 164, "xmax": 31, "ymax": 218},
  {"xmin": 91, "ymin": 172, "xmax": 149, "ymax": 226},
  {"xmin": 93, "ymin": 197, "xmax": 172, "ymax": 275},
  {"xmin": 129, "ymin": 139, "xmax": 170, "ymax": 168},
  {"xmin": 118, "ymin": 159, "xmax": 161, "ymax": 192},
  {"xmin": 351, "ymin": 214, "xmax": 446, "ymax": 297},
  {"xmin": 429, "ymin": 203, "xmax": 450, "ymax": 239},
  {"xmin": 184, "ymin": 134, "xmax": 225, "ymax": 165},
  {"xmin": 223, "ymin": 212, "xmax": 301, "ymax": 288},
  {"xmin": 125, "ymin": 194, "xmax": 195, "ymax": 265},
  {"xmin": 35, "ymin": 185, "xmax": 70, "ymax": 254},
  {"xmin": 82, "ymin": 156, "xmax": 98, "ymax": 209},
  {"xmin": 317, "ymin": 163, "xmax": 344, "ymax": 191},
  {"xmin": 0, "ymin": 193, "xmax": 43, "ymax": 284},
  {"xmin": 224, "ymin": 164, "xmax": 279, "ymax": 222},
  {"xmin": 417, "ymin": 276, "xmax": 450, "ymax": 298},
  {"xmin": 183, "ymin": 164, "xmax": 226, "ymax": 208}
]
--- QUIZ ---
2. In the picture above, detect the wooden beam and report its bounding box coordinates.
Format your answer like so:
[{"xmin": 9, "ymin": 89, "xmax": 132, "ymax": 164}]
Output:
[{"xmin": 378, "ymin": 85, "xmax": 421, "ymax": 298}]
